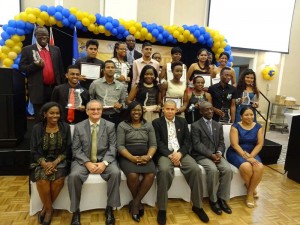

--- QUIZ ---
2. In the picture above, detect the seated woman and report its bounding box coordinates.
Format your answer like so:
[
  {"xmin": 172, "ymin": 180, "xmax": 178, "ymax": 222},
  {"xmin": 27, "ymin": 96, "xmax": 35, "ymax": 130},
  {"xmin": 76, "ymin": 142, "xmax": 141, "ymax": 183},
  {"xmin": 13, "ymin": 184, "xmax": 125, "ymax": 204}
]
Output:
[
  {"xmin": 226, "ymin": 106, "xmax": 264, "ymax": 208},
  {"xmin": 126, "ymin": 65, "xmax": 161, "ymax": 122},
  {"xmin": 235, "ymin": 69, "xmax": 259, "ymax": 123},
  {"xmin": 185, "ymin": 76, "xmax": 212, "ymax": 124},
  {"xmin": 117, "ymin": 101, "xmax": 157, "ymax": 222},
  {"xmin": 160, "ymin": 61, "xmax": 188, "ymax": 118},
  {"xmin": 30, "ymin": 102, "xmax": 72, "ymax": 225}
]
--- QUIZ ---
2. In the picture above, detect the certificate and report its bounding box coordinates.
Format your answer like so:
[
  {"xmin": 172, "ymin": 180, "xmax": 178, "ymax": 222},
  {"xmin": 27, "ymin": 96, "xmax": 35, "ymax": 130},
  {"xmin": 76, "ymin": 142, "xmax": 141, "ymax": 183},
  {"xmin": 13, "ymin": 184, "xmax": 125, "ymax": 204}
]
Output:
[
  {"xmin": 164, "ymin": 97, "xmax": 183, "ymax": 109},
  {"xmin": 81, "ymin": 63, "xmax": 101, "ymax": 80},
  {"xmin": 194, "ymin": 74, "xmax": 211, "ymax": 88},
  {"xmin": 121, "ymin": 63, "xmax": 128, "ymax": 78}
]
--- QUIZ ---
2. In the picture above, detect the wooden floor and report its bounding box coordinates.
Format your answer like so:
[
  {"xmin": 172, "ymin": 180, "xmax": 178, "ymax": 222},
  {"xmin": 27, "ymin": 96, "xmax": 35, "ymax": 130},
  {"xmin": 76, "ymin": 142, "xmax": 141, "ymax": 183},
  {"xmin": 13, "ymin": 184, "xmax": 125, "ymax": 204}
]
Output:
[{"xmin": 0, "ymin": 165, "xmax": 299, "ymax": 225}]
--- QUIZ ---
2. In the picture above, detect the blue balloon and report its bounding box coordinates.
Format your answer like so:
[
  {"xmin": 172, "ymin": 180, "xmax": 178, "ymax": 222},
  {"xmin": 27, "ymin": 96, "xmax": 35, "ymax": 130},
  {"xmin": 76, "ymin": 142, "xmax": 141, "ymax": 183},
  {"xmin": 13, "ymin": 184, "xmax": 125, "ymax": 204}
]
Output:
[
  {"xmin": 229, "ymin": 55, "xmax": 233, "ymax": 62},
  {"xmin": 183, "ymin": 24, "xmax": 188, "ymax": 29},
  {"xmin": 207, "ymin": 38, "xmax": 213, "ymax": 47},
  {"xmin": 189, "ymin": 26, "xmax": 195, "ymax": 33},
  {"xmin": 117, "ymin": 34, "xmax": 123, "ymax": 40},
  {"xmin": 16, "ymin": 20, "xmax": 25, "ymax": 29},
  {"xmin": 99, "ymin": 17, "xmax": 107, "ymax": 25},
  {"xmin": 157, "ymin": 34, "xmax": 163, "ymax": 42},
  {"xmin": 199, "ymin": 27, "xmax": 206, "ymax": 34},
  {"xmin": 7, "ymin": 27, "xmax": 16, "ymax": 35},
  {"xmin": 152, "ymin": 23, "xmax": 157, "ymax": 28},
  {"xmin": 157, "ymin": 25, "xmax": 163, "ymax": 33},
  {"xmin": 224, "ymin": 45, "xmax": 231, "ymax": 51},
  {"xmin": 111, "ymin": 28, "xmax": 118, "ymax": 36},
  {"xmin": 68, "ymin": 15, "xmax": 77, "ymax": 24},
  {"xmin": 171, "ymin": 38, "xmax": 177, "ymax": 44},
  {"xmin": 123, "ymin": 30, "xmax": 130, "ymax": 37},
  {"xmin": 82, "ymin": 27, "xmax": 88, "ymax": 32},
  {"xmin": 55, "ymin": 5, "xmax": 64, "ymax": 12},
  {"xmin": 106, "ymin": 16, "xmax": 113, "ymax": 22},
  {"xmin": 1, "ymin": 32, "xmax": 10, "ymax": 41},
  {"xmin": 216, "ymin": 62, "xmax": 220, "ymax": 67},
  {"xmin": 198, "ymin": 35, "xmax": 204, "ymax": 44},
  {"xmin": 12, "ymin": 64, "xmax": 19, "ymax": 69},
  {"xmin": 8, "ymin": 20, "xmax": 17, "ymax": 28},
  {"xmin": 194, "ymin": 30, "xmax": 200, "ymax": 38},
  {"xmin": 226, "ymin": 62, "xmax": 231, "ymax": 67},
  {"xmin": 54, "ymin": 12, "xmax": 63, "ymax": 21},
  {"xmin": 204, "ymin": 32, "xmax": 210, "ymax": 40},
  {"xmin": 40, "ymin": 5, "xmax": 48, "ymax": 12},
  {"xmin": 147, "ymin": 24, "xmax": 153, "ymax": 32},
  {"xmin": 16, "ymin": 28, "xmax": 25, "ymax": 36},
  {"xmin": 152, "ymin": 29, "xmax": 159, "ymax": 37},
  {"xmin": 0, "ymin": 39, "xmax": 5, "ymax": 46},
  {"xmin": 162, "ymin": 30, "xmax": 169, "ymax": 38},
  {"xmin": 47, "ymin": 6, "xmax": 56, "ymax": 16},
  {"xmin": 167, "ymin": 34, "xmax": 173, "ymax": 42},
  {"xmin": 25, "ymin": 22, "xmax": 34, "ymax": 30},
  {"xmin": 62, "ymin": 18, "xmax": 70, "ymax": 26},
  {"xmin": 62, "ymin": 8, "xmax": 70, "ymax": 17},
  {"xmin": 75, "ymin": 21, "xmax": 83, "ymax": 30},
  {"xmin": 2, "ymin": 24, "xmax": 8, "ymax": 31},
  {"xmin": 112, "ymin": 19, "xmax": 119, "ymax": 27},
  {"xmin": 141, "ymin": 22, "xmax": 147, "ymax": 27},
  {"xmin": 69, "ymin": 23, "xmax": 75, "ymax": 29},
  {"xmin": 105, "ymin": 22, "xmax": 113, "ymax": 31},
  {"xmin": 117, "ymin": 25, "xmax": 125, "ymax": 34},
  {"xmin": 95, "ymin": 13, "xmax": 102, "ymax": 24},
  {"xmin": 161, "ymin": 39, "xmax": 167, "ymax": 44}
]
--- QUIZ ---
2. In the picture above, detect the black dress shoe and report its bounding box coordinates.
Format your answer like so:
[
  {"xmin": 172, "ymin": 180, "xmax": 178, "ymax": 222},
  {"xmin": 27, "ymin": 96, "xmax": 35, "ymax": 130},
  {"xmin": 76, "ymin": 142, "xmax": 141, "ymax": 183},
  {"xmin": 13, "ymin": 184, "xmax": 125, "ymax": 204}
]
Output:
[
  {"xmin": 70, "ymin": 211, "xmax": 81, "ymax": 225},
  {"xmin": 192, "ymin": 206, "xmax": 209, "ymax": 223},
  {"xmin": 157, "ymin": 210, "xmax": 166, "ymax": 225},
  {"xmin": 38, "ymin": 210, "xmax": 45, "ymax": 224},
  {"xmin": 139, "ymin": 203, "xmax": 144, "ymax": 217},
  {"xmin": 218, "ymin": 199, "xmax": 232, "ymax": 214},
  {"xmin": 105, "ymin": 206, "xmax": 115, "ymax": 225},
  {"xmin": 209, "ymin": 200, "xmax": 222, "ymax": 215}
]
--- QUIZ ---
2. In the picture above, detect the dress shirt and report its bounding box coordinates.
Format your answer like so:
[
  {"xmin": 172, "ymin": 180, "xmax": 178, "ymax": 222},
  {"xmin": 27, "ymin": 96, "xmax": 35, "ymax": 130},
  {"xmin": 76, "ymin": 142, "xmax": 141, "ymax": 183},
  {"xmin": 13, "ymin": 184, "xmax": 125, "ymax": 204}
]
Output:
[
  {"xmin": 132, "ymin": 58, "xmax": 160, "ymax": 85},
  {"xmin": 165, "ymin": 117, "xmax": 180, "ymax": 152}
]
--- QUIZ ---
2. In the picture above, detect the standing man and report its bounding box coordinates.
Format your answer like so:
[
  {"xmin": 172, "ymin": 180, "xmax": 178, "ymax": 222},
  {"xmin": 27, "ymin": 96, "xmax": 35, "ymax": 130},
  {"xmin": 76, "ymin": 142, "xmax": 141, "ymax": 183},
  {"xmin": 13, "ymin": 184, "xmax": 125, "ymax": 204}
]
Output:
[
  {"xmin": 19, "ymin": 26, "xmax": 64, "ymax": 117},
  {"xmin": 75, "ymin": 39, "xmax": 104, "ymax": 90},
  {"xmin": 68, "ymin": 100, "xmax": 121, "ymax": 225},
  {"xmin": 191, "ymin": 101, "xmax": 233, "ymax": 215},
  {"xmin": 208, "ymin": 67, "xmax": 237, "ymax": 123},
  {"xmin": 132, "ymin": 42, "xmax": 160, "ymax": 86},
  {"xmin": 124, "ymin": 35, "xmax": 142, "ymax": 93},
  {"xmin": 89, "ymin": 60, "xmax": 126, "ymax": 126},
  {"xmin": 152, "ymin": 100, "xmax": 209, "ymax": 225},
  {"xmin": 51, "ymin": 65, "xmax": 90, "ymax": 124}
]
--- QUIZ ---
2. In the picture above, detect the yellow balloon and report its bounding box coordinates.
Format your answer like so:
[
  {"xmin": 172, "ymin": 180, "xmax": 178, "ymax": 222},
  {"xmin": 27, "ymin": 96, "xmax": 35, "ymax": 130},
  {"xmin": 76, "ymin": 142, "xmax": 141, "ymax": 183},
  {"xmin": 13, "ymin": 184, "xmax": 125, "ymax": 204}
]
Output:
[
  {"xmin": 150, "ymin": 37, "xmax": 156, "ymax": 43},
  {"xmin": 19, "ymin": 12, "xmax": 28, "ymax": 22},
  {"xmin": 221, "ymin": 41, "xmax": 227, "ymax": 48},
  {"xmin": 88, "ymin": 14, "xmax": 96, "ymax": 23},
  {"xmin": 16, "ymin": 42, "xmax": 23, "ymax": 48},
  {"xmin": 1, "ymin": 46, "xmax": 11, "ymax": 54},
  {"xmin": 1, "ymin": 53, "xmax": 8, "ymax": 60},
  {"xmin": 20, "ymin": 36, "xmax": 25, "ymax": 41},
  {"xmin": 119, "ymin": 18, "xmax": 125, "ymax": 25},
  {"xmin": 177, "ymin": 27, "xmax": 184, "ymax": 33},
  {"xmin": 88, "ymin": 24, "xmax": 96, "ymax": 32},
  {"xmin": 214, "ymin": 41, "xmax": 221, "ymax": 48},
  {"xmin": 262, "ymin": 68, "xmax": 268, "ymax": 76},
  {"xmin": 173, "ymin": 30, "xmax": 180, "ymax": 38},
  {"xmin": 76, "ymin": 11, "xmax": 83, "ymax": 20},
  {"xmin": 134, "ymin": 31, "xmax": 141, "ymax": 39},
  {"xmin": 3, "ymin": 58, "xmax": 14, "ymax": 67},
  {"xmin": 11, "ymin": 35, "xmax": 21, "ymax": 43},
  {"xmin": 27, "ymin": 13, "xmax": 36, "ymax": 23},
  {"xmin": 215, "ymin": 53, "xmax": 220, "ymax": 60},
  {"xmin": 5, "ymin": 39, "xmax": 15, "ymax": 48},
  {"xmin": 8, "ymin": 52, "xmax": 17, "ymax": 60},
  {"xmin": 146, "ymin": 33, "xmax": 153, "ymax": 40},
  {"xmin": 183, "ymin": 30, "xmax": 190, "ymax": 38},
  {"xmin": 140, "ymin": 36, "xmax": 145, "ymax": 41},
  {"xmin": 124, "ymin": 22, "xmax": 130, "ymax": 29},
  {"xmin": 12, "ymin": 45, "xmax": 21, "ymax": 54},
  {"xmin": 49, "ymin": 16, "xmax": 57, "ymax": 25},
  {"xmin": 83, "ymin": 12, "xmax": 89, "ymax": 18},
  {"xmin": 36, "ymin": 18, "xmax": 45, "ymax": 26},
  {"xmin": 129, "ymin": 26, "xmax": 136, "ymax": 34},
  {"xmin": 40, "ymin": 11, "xmax": 49, "ymax": 21},
  {"xmin": 93, "ymin": 29, "xmax": 100, "ymax": 35},
  {"xmin": 141, "ymin": 28, "xmax": 148, "ymax": 36},
  {"xmin": 135, "ymin": 22, "xmax": 142, "ymax": 31},
  {"xmin": 14, "ymin": 15, "xmax": 20, "ymax": 21},
  {"xmin": 104, "ymin": 30, "xmax": 111, "ymax": 36},
  {"xmin": 98, "ymin": 25, "xmax": 105, "ymax": 33},
  {"xmin": 25, "ymin": 7, "xmax": 34, "ymax": 14},
  {"xmin": 82, "ymin": 17, "xmax": 90, "ymax": 26},
  {"xmin": 0, "ymin": 51, "xmax": 2, "ymax": 59},
  {"xmin": 178, "ymin": 35, "xmax": 184, "ymax": 42},
  {"xmin": 57, "ymin": 21, "xmax": 63, "ymax": 27},
  {"xmin": 32, "ymin": 8, "xmax": 41, "ymax": 17},
  {"xmin": 217, "ymin": 48, "xmax": 224, "ymax": 54},
  {"xmin": 70, "ymin": 7, "xmax": 78, "ymax": 14},
  {"xmin": 188, "ymin": 34, "xmax": 194, "ymax": 42}
]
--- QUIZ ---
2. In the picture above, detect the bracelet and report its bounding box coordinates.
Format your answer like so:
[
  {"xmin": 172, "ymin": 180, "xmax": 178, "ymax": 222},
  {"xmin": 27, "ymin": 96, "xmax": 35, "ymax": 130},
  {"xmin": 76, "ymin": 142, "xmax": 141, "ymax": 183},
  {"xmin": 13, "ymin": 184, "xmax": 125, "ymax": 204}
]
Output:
[{"xmin": 148, "ymin": 155, "xmax": 152, "ymax": 159}]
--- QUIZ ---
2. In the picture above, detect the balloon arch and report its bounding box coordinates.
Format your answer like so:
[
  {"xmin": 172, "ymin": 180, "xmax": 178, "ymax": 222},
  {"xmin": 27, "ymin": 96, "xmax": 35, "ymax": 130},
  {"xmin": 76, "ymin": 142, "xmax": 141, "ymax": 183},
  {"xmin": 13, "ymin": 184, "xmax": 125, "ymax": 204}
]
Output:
[{"xmin": 0, "ymin": 5, "xmax": 233, "ymax": 69}]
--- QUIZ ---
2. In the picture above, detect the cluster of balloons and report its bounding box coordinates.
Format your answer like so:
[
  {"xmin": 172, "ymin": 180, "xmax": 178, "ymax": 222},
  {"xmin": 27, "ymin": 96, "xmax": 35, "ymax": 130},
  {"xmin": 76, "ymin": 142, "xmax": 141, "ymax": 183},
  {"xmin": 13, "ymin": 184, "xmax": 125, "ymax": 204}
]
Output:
[
  {"xmin": 262, "ymin": 66, "xmax": 277, "ymax": 80},
  {"xmin": 0, "ymin": 5, "xmax": 233, "ymax": 68}
]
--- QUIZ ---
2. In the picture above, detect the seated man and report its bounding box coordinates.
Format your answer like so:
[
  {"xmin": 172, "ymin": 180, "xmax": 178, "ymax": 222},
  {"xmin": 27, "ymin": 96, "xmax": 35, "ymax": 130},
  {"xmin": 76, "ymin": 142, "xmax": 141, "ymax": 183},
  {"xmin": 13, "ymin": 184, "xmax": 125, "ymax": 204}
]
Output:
[
  {"xmin": 152, "ymin": 100, "xmax": 209, "ymax": 225},
  {"xmin": 191, "ymin": 101, "xmax": 233, "ymax": 215},
  {"xmin": 51, "ymin": 65, "xmax": 89, "ymax": 124},
  {"xmin": 68, "ymin": 100, "xmax": 121, "ymax": 225}
]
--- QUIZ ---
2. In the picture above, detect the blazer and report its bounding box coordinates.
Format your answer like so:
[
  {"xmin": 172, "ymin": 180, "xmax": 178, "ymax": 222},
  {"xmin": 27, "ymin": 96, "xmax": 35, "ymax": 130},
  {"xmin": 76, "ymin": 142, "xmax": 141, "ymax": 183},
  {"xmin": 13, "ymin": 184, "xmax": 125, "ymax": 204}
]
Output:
[
  {"xmin": 19, "ymin": 44, "xmax": 64, "ymax": 104},
  {"xmin": 124, "ymin": 49, "xmax": 142, "ymax": 63},
  {"xmin": 191, "ymin": 118, "xmax": 225, "ymax": 161},
  {"xmin": 152, "ymin": 116, "xmax": 191, "ymax": 163},
  {"xmin": 72, "ymin": 118, "xmax": 117, "ymax": 165}
]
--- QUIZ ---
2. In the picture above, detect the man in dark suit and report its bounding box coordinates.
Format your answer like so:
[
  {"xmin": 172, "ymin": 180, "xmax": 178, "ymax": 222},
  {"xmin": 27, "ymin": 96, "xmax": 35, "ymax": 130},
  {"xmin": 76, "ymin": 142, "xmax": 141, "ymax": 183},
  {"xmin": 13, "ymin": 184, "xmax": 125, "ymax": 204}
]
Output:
[
  {"xmin": 19, "ymin": 26, "xmax": 64, "ymax": 117},
  {"xmin": 75, "ymin": 39, "xmax": 104, "ymax": 90},
  {"xmin": 191, "ymin": 101, "xmax": 233, "ymax": 215},
  {"xmin": 152, "ymin": 100, "xmax": 209, "ymax": 225},
  {"xmin": 68, "ymin": 100, "xmax": 121, "ymax": 225},
  {"xmin": 51, "ymin": 65, "xmax": 89, "ymax": 124}
]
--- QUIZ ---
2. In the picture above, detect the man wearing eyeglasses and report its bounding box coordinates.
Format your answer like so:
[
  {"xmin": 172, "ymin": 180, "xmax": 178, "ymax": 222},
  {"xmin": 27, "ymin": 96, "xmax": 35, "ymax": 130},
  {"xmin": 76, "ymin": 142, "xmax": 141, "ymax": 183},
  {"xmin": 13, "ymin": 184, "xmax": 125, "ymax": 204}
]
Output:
[
  {"xmin": 68, "ymin": 99, "xmax": 121, "ymax": 225},
  {"xmin": 51, "ymin": 65, "xmax": 90, "ymax": 124}
]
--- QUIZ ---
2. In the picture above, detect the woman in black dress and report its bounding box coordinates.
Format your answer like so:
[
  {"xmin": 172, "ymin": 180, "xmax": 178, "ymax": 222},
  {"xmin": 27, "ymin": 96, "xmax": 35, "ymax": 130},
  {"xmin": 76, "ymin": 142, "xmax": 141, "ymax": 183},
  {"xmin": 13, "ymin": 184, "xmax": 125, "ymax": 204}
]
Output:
[
  {"xmin": 117, "ymin": 101, "xmax": 157, "ymax": 222},
  {"xmin": 30, "ymin": 102, "xmax": 71, "ymax": 225}
]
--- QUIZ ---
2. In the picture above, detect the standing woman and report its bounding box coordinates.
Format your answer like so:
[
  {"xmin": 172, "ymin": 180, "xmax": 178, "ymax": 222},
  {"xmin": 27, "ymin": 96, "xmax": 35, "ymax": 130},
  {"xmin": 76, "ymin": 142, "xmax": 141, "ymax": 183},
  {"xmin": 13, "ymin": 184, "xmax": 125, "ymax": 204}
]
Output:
[
  {"xmin": 112, "ymin": 42, "xmax": 131, "ymax": 95},
  {"xmin": 127, "ymin": 65, "xmax": 161, "ymax": 122},
  {"xmin": 211, "ymin": 52, "xmax": 236, "ymax": 86},
  {"xmin": 160, "ymin": 61, "xmax": 188, "ymax": 117},
  {"xmin": 30, "ymin": 102, "xmax": 71, "ymax": 225},
  {"xmin": 235, "ymin": 69, "xmax": 259, "ymax": 123},
  {"xmin": 117, "ymin": 101, "xmax": 157, "ymax": 222},
  {"xmin": 185, "ymin": 76, "xmax": 212, "ymax": 124},
  {"xmin": 226, "ymin": 106, "xmax": 264, "ymax": 208}
]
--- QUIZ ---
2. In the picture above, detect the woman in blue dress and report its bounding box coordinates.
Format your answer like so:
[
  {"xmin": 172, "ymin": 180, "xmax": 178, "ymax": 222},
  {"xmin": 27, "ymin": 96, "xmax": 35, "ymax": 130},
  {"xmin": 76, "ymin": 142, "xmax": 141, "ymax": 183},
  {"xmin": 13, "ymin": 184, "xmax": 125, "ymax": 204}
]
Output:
[
  {"xmin": 226, "ymin": 106, "xmax": 264, "ymax": 208},
  {"xmin": 235, "ymin": 69, "xmax": 260, "ymax": 123}
]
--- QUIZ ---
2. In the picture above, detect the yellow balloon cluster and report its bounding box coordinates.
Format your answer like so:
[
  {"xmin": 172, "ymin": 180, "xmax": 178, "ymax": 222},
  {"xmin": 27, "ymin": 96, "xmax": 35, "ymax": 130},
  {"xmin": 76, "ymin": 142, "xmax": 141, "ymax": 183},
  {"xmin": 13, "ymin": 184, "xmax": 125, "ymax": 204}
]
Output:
[
  {"xmin": 119, "ymin": 19, "xmax": 154, "ymax": 42},
  {"xmin": 262, "ymin": 66, "xmax": 277, "ymax": 80},
  {"xmin": 0, "ymin": 34, "xmax": 24, "ymax": 67},
  {"xmin": 206, "ymin": 27, "xmax": 226, "ymax": 60}
]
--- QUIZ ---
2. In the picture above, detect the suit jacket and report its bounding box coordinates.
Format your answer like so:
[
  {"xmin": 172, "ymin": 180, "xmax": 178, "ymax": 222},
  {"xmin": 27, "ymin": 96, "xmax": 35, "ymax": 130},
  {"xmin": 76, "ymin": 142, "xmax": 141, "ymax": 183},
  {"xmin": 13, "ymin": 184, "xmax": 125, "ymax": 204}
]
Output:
[
  {"xmin": 19, "ymin": 44, "xmax": 64, "ymax": 104},
  {"xmin": 51, "ymin": 82, "xmax": 90, "ymax": 124},
  {"xmin": 72, "ymin": 118, "xmax": 117, "ymax": 165},
  {"xmin": 152, "ymin": 116, "xmax": 191, "ymax": 163},
  {"xmin": 191, "ymin": 118, "xmax": 225, "ymax": 161},
  {"xmin": 124, "ymin": 49, "xmax": 142, "ymax": 63}
]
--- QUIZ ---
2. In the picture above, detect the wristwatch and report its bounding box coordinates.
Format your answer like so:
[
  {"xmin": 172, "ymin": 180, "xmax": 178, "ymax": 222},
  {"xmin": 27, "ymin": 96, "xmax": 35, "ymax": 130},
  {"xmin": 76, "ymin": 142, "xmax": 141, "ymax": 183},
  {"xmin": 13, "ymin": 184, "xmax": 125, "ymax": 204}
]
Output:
[{"xmin": 103, "ymin": 160, "xmax": 109, "ymax": 166}]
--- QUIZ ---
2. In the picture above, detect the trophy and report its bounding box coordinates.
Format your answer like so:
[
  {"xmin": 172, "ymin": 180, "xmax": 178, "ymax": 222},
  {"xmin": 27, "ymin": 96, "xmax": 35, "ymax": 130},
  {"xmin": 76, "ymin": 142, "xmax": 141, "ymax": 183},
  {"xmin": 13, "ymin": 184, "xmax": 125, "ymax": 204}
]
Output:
[
  {"xmin": 32, "ymin": 50, "xmax": 41, "ymax": 63},
  {"xmin": 219, "ymin": 107, "xmax": 231, "ymax": 124},
  {"xmin": 143, "ymin": 93, "xmax": 157, "ymax": 112},
  {"xmin": 242, "ymin": 92, "xmax": 250, "ymax": 105},
  {"xmin": 66, "ymin": 89, "xmax": 82, "ymax": 109}
]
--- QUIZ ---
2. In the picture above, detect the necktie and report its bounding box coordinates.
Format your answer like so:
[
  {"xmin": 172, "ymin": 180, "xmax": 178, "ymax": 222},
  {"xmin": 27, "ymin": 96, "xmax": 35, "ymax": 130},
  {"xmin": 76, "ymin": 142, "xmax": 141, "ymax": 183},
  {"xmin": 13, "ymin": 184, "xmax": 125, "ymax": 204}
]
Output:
[
  {"xmin": 91, "ymin": 123, "xmax": 98, "ymax": 163},
  {"xmin": 67, "ymin": 88, "xmax": 75, "ymax": 123},
  {"xmin": 206, "ymin": 120, "xmax": 213, "ymax": 136}
]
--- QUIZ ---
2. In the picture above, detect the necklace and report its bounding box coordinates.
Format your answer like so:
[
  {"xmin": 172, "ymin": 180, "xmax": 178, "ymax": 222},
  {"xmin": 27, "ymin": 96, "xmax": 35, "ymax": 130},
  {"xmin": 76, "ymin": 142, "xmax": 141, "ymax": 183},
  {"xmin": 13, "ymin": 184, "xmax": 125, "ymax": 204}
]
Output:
[
  {"xmin": 46, "ymin": 126, "xmax": 59, "ymax": 139},
  {"xmin": 197, "ymin": 62, "xmax": 206, "ymax": 70},
  {"xmin": 143, "ymin": 83, "xmax": 154, "ymax": 88}
]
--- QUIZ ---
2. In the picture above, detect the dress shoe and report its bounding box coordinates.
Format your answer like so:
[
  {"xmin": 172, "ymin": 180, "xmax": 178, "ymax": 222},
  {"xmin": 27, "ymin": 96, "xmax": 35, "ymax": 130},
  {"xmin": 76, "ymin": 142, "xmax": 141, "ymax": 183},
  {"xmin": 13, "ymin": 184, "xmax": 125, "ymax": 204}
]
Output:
[
  {"xmin": 70, "ymin": 211, "xmax": 81, "ymax": 225},
  {"xmin": 42, "ymin": 209, "xmax": 53, "ymax": 225},
  {"xmin": 157, "ymin": 210, "xmax": 166, "ymax": 225},
  {"xmin": 105, "ymin": 206, "xmax": 115, "ymax": 225},
  {"xmin": 192, "ymin": 206, "xmax": 209, "ymax": 223},
  {"xmin": 218, "ymin": 199, "xmax": 232, "ymax": 214},
  {"xmin": 209, "ymin": 200, "xmax": 222, "ymax": 215},
  {"xmin": 139, "ymin": 203, "xmax": 144, "ymax": 217},
  {"xmin": 38, "ymin": 208, "xmax": 45, "ymax": 224},
  {"xmin": 128, "ymin": 201, "xmax": 140, "ymax": 222}
]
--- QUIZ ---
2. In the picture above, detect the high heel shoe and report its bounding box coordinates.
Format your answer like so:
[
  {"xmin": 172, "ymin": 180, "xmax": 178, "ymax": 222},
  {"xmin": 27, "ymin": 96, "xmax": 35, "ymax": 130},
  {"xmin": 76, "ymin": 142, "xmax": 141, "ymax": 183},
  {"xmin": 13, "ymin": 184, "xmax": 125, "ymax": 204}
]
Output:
[
  {"xmin": 139, "ymin": 203, "xmax": 144, "ymax": 217},
  {"xmin": 38, "ymin": 207, "xmax": 45, "ymax": 224},
  {"xmin": 42, "ymin": 209, "xmax": 53, "ymax": 225},
  {"xmin": 129, "ymin": 201, "xmax": 140, "ymax": 222}
]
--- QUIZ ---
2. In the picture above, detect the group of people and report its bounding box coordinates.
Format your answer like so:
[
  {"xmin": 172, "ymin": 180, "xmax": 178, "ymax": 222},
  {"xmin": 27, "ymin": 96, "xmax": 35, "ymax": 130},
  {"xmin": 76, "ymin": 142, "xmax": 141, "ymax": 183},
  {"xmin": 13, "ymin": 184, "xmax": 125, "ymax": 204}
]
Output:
[{"xmin": 20, "ymin": 26, "xmax": 264, "ymax": 225}]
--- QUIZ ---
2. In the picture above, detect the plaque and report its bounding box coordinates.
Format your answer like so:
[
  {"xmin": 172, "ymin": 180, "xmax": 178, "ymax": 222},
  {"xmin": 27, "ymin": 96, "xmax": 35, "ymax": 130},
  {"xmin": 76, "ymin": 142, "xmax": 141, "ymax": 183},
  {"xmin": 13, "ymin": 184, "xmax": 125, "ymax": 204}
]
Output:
[
  {"xmin": 219, "ymin": 107, "xmax": 231, "ymax": 124},
  {"xmin": 164, "ymin": 97, "xmax": 183, "ymax": 109},
  {"xmin": 81, "ymin": 63, "xmax": 101, "ymax": 80},
  {"xmin": 66, "ymin": 89, "xmax": 82, "ymax": 109}
]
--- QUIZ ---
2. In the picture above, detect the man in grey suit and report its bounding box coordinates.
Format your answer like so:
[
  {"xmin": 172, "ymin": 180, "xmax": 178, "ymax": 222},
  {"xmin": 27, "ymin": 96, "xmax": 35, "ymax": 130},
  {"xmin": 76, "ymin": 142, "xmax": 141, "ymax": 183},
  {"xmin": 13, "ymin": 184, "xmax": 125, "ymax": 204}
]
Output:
[
  {"xmin": 152, "ymin": 100, "xmax": 209, "ymax": 225},
  {"xmin": 68, "ymin": 100, "xmax": 121, "ymax": 225},
  {"xmin": 191, "ymin": 101, "xmax": 233, "ymax": 215}
]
